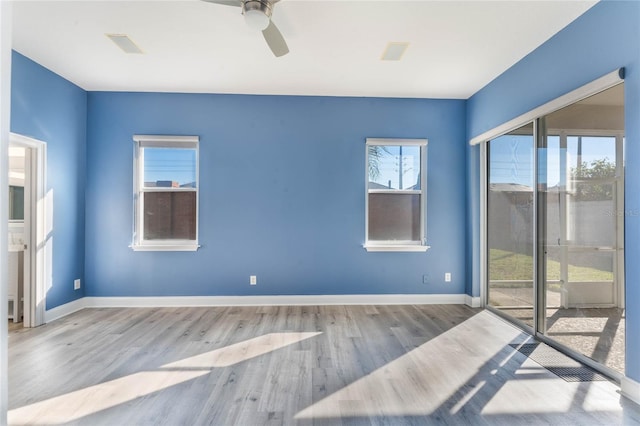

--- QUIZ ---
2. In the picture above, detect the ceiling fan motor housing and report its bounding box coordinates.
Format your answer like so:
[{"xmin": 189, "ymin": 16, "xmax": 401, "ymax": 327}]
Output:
[{"xmin": 243, "ymin": 0, "xmax": 274, "ymax": 30}]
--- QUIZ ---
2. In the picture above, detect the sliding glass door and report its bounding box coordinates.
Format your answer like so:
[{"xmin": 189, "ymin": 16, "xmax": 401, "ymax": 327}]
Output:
[
  {"xmin": 487, "ymin": 123, "xmax": 535, "ymax": 328},
  {"xmin": 486, "ymin": 82, "xmax": 625, "ymax": 376},
  {"xmin": 539, "ymin": 106, "xmax": 625, "ymax": 373}
]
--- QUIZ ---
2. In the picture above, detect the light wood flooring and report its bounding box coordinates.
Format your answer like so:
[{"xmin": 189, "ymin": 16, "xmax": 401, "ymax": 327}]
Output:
[
  {"xmin": 7, "ymin": 305, "xmax": 640, "ymax": 425},
  {"xmin": 8, "ymin": 320, "xmax": 22, "ymax": 333}
]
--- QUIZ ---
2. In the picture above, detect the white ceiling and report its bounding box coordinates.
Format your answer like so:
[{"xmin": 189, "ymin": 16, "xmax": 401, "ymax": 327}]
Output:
[
  {"xmin": 12, "ymin": 0, "xmax": 597, "ymax": 99},
  {"xmin": 578, "ymin": 82, "xmax": 624, "ymax": 106}
]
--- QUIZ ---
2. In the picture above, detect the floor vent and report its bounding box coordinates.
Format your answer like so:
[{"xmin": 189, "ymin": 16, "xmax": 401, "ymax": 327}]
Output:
[{"xmin": 509, "ymin": 342, "xmax": 609, "ymax": 382}]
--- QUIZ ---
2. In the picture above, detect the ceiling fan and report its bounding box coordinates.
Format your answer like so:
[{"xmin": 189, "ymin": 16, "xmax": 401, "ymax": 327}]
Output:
[{"xmin": 202, "ymin": 0, "xmax": 289, "ymax": 57}]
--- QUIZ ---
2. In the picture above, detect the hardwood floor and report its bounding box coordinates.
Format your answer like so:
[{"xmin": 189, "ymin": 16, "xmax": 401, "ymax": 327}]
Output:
[
  {"xmin": 8, "ymin": 320, "xmax": 22, "ymax": 333},
  {"xmin": 7, "ymin": 305, "xmax": 640, "ymax": 425}
]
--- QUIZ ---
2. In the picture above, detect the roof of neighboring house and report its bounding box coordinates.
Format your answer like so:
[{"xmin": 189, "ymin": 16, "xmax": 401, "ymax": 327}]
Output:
[{"xmin": 489, "ymin": 183, "xmax": 533, "ymax": 193}]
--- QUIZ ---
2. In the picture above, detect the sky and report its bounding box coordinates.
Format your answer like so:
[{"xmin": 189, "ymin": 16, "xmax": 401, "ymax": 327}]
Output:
[
  {"xmin": 368, "ymin": 145, "xmax": 421, "ymax": 190},
  {"xmin": 143, "ymin": 147, "xmax": 197, "ymax": 187},
  {"xmin": 489, "ymin": 134, "xmax": 617, "ymax": 187}
]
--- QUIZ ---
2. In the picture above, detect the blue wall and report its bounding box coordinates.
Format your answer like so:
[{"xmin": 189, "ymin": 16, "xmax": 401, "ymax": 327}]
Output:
[
  {"xmin": 10, "ymin": 51, "xmax": 87, "ymax": 309},
  {"xmin": 85, "ymin": 92, "xmax": 467, "ymax": 298},
  {"xmin": 467, "ymin": 0, "xmax": 640, "ymax": 380}
]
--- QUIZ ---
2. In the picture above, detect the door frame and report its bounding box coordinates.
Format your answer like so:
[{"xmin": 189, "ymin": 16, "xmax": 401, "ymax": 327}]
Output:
[{"xmin": 9, "ymin": 132, "xmax": 48, "ymax": 327}]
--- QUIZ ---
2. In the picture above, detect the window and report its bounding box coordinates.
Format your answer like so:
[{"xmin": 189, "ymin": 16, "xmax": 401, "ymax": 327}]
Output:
[
  {"xmin": 132, "ymin": 135, "xmax": 199, "ymax": 251},
  {"xmin": 365, "ymin": 138, "xmax": 428, "ymax": 252}
]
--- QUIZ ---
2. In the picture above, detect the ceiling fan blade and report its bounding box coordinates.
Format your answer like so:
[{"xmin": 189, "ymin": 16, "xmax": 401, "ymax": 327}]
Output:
[
  {"xmin": 201, "ymin": 0, "xmax": 242, "ymax": 7},
  {"xmin": 262, "ymin": 20, "xmax": 289, "ymax": 57}
]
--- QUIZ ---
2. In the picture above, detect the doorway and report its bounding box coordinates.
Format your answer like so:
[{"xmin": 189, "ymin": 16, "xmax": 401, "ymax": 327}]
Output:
[
  {"xmin": 485, "ymin": 82, "xmax": 625, "ymax": 377},
  {"xmin": 7, "ymin": 133, "xmax": 47, "ymax": 328},
  {"xmin": 8, "ymin": 144, "xmax": 26, "ymax": 325}
]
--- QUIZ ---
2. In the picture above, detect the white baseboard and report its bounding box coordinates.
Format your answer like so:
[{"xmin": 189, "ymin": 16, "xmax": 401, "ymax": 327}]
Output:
[
  {"xmin": 44, "ymin": 298, "xmax": 87, "ymax": 323},
  {"xmin": 44, "ymin": 293, "xmax": 477, "ymax": 322},
  {"xmin": 83, "ymin": 294, "xmax": 469, "ymax": 308},
  {"xmin": 465, "ymin": 295, "xmax": 482, "ymax": 308},
  {"xmin": 621, "ymin": 376, "xmax": 640, "ymax": 406}
]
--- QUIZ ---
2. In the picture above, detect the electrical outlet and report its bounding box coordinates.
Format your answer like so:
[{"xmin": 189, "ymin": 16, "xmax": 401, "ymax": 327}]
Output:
[
  {"xmin": 74, "ymin": 279, "xmax": 81, "ymax": 290},
  {"xmin": 422, "ymin": 274, "xmax": 429, "ymax": 284},
  {"xmin": 250, "ymin": 275, "xmax": 257, "ymax": 285},
  {"xmin": 445, "ymin": 273, "xmax": 452, "ymax": 282}
]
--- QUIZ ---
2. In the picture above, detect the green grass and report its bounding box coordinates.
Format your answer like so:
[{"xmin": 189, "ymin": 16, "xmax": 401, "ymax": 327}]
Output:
[{"xmin": 489, "ymin": 248, "xmax": 613, "ymax": 284}]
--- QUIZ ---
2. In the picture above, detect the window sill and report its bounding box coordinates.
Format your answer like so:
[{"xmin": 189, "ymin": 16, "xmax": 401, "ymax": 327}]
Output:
[
  {"xmin": 363, "ymin": 244, "xmax": 430, "ymax": 252},
  {"xmin": 130, "ymin": 244, "xmax": 200, "ymax": 252}
]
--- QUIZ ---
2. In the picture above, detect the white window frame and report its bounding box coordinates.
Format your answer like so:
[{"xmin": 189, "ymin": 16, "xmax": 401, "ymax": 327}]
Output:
[
  {"xmin": 131, "ymin": 134, "xmax": 200, "ymax": 251},
  {"xmin": 364, "ymin": 138, "xmax": 429, "ymax": 252}
]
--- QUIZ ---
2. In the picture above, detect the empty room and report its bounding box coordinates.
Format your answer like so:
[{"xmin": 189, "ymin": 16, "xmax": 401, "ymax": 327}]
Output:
[{"xmin": 2, "ymin": 0, "xmax": 640, "ymax": 424}]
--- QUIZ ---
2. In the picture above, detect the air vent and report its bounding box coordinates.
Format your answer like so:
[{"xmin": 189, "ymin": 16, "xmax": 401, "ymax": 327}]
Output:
[
  {"xmin": 106, "ymin": 34, "xmax": 144, "ymax": 54},
  {"xmin": 381, "ymin": 42, "xmax": 409, "ymax": 61}
]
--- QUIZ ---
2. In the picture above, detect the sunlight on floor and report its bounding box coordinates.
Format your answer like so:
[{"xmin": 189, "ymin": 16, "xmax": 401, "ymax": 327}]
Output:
[
  {"xmin": 295, "ymin": 311, "xmax": 621, "ymax": 420},
  {"xmin": 548, "ymin": 317, "xmax": 608, "ymax": 333},
  {"xmin": 482, "ymin": 379, "xmax": 575, "ymax": 414},
  {"xmin": 9, "ymin": 331, "xmax": 321, "ymax": 424},
  {"xmin": 296, "ymin": 311, "xmax": 529, "ymax": 419},
  {"xmin": 164, "ymin": 332, "xmax": 321, "ymax": 369},
  {"xmin": 9, "ymin": 369, "xmax": 209, "ymax": 424}
]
